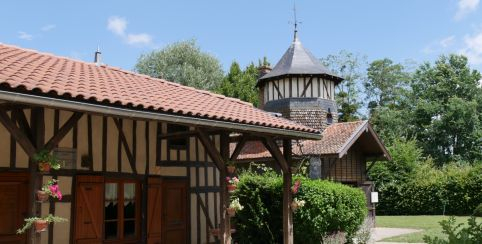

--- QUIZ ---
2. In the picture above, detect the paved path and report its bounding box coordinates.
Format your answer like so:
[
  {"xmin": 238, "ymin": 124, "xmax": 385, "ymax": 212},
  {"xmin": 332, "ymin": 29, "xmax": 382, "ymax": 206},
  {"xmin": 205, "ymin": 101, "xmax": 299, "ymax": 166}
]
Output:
[{"xmin": 371, "ymin": 227, "xmax": 423, "ymax": 244}]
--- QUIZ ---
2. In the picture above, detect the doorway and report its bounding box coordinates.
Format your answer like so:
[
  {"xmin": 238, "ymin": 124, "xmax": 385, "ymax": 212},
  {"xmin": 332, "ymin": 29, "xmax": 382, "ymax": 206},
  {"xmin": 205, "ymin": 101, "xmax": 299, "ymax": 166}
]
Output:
[{"xmin": 0, "ymin": 172, "xmax": 29, "ymax": 244}]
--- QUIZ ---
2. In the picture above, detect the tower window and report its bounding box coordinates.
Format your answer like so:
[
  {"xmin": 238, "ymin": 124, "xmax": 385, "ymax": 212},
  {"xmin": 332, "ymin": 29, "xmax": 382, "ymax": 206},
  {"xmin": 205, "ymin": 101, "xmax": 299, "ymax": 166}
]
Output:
[{"xmin": 327, "ymin": 109, "xmax": 333, "ymax": 125}]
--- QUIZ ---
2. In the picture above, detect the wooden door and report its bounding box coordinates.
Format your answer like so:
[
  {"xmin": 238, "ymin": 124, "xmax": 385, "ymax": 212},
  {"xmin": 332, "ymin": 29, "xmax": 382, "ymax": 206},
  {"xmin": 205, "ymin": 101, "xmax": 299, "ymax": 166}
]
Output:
[
  {"xmin": 0, "ymin": 172, "xmax": 29, "ymax": 244},
  {"xmin": 147, "ymin": 178, "xmax": 162, "ymax": 244},
  {"xmin": 74, "ymin": 175, "xmax": 104, "ymax": 244},
  {"xmin": 162, "ymin": 179, "xmax": 188, "ymax": 244}
]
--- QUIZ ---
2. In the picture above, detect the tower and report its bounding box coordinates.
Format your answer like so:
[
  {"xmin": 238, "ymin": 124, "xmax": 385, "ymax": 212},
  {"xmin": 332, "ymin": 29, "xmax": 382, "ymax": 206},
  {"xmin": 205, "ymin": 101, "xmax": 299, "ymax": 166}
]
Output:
[{"xmin": 257, "ymin": 36, "xmax": 343, "ymax": 131}]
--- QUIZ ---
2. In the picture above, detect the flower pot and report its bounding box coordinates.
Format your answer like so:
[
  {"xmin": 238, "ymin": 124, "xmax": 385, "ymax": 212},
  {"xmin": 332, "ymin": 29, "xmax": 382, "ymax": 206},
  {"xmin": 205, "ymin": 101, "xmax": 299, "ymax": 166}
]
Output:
[
  {"xmin": 36, "ymin": 190, "xmax": 49, "ymax": 202},
  {"xmin": 227, "ymin": 184, "xmax": 237, "ymax": 192},
  {"xmin": 34, "ymin": 220, "xmax": 48, "ymax": 233},
  {"xmin": 291, "ymin": 202, "xmax": 299, "ymax": 211},
  {"xmin": 227, "ymin": 207, "xmax": 236, "ymax": 217},
  {"xmin": 209, "ymin": 228, "xmax": 220, "ymax": 237},
  {"xmin": 38, "ymin": 162, "xmax": 51, "ymax": 173},
  {"xmin": 227, "ymin": 166, "xmax": 236, "ymax": 174}
]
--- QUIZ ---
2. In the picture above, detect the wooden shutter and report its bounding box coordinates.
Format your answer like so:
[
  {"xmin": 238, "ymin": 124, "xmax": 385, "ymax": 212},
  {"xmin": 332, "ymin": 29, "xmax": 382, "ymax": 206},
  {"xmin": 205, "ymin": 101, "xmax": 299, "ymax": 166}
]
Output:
[
  {"xmin": 0, "ymin": 172, "xmax": 28, "ymax": 244},
  {"xmin": 74, "ymin": 175, "xmax": 104, "ymax": 244},
  {"xmin": 147, "ymin": 178, "xmax": 162, "ymax": 244}
]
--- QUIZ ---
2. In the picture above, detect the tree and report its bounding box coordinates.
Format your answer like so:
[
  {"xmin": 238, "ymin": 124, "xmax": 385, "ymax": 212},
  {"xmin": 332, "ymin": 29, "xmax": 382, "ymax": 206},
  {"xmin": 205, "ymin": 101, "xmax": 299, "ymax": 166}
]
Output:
[
  {"xmin": 135, "ymin": 39, "xmax": 224, "ymax": 91},
  {"xmin": 364, "ymin": 59, "xmax": 411, "ymax": 144},
  {"xmin": 217, "ymin": 60, "xmax": 265, "ymax": 107},
  {"xmin": 410, "ymin": 55, "xmax": 482, "ymax": 164},
  {"xmin": 321, "ymin": 50, "xmax": 365, "ymax": 122}
]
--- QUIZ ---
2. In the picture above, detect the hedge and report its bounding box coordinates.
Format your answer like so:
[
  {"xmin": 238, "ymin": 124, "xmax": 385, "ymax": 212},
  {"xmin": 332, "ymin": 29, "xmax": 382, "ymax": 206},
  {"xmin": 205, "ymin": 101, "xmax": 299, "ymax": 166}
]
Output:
[
  {"xmin": 376, "ymin": 164, "xmax": 482, "ymax": 215},
  {"xmin": 232, "ymin": 172, "xmax": 367, "ymax": 244}
]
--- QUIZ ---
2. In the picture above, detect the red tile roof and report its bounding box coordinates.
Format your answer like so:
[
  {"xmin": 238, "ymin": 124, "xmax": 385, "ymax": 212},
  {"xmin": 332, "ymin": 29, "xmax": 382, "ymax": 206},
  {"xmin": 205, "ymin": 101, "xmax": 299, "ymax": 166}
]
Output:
[
  {"xmin": 299, "ymin": 121, "xmax": 366, "ymax": 155},
  {"xmin": 0, "ymin": 44, "xmax": 318, "ymax": 135},
  {"xmin": 234, "ymin": 121, "xmax": 369, "ymax": 160}
]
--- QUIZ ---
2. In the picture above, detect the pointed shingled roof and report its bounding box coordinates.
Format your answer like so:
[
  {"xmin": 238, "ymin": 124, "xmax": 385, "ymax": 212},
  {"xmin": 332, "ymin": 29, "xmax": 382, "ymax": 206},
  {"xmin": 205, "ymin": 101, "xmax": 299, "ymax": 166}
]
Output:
[{"xmin": 257, "ymin": 37, "xmax": 343, "ymax": 85}]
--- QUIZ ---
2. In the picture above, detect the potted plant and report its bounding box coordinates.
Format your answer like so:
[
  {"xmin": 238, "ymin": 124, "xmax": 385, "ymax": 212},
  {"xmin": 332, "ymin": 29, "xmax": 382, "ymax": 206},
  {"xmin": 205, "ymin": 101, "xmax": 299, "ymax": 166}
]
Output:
[
  {"xmin": 226, "ymin": 176, "xmax": 239, "ymax": 192},
  {"xmin": 291, "ymin": 179, "xmax": 301, "ymax": 194},
  {"xmin": 17, "ymin": 214, "xmax": 68, "ymax": 234},
  {"xmin": 33, "ymin": 150, "xmax": 63, "ymax": 173},
  {"xmin": 291, "ymin": 198, "xmax": 306, "ymax": 212},
  {"xmin": 227, "ymin": 198, "xmax": 244, "ymax": 217},
  {"xmin": 226, "ymin": 161, "xmax": 236, "ymax": 174},
  {"xmin": 37, "ymin": 179, "xmax": 63, "ymax": 202}
]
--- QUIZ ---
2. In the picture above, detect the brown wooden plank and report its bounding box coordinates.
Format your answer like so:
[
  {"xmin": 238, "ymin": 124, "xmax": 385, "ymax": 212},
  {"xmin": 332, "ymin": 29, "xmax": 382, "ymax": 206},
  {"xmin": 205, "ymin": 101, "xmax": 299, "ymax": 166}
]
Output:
[
  {"xmin": 300, "ymin": 76, "xmax": 314, "ymax": 97},
  {"xmin": 87, "ymin": 115, "xmax": 93, "ymax": 171},
  {"xmin": 273, "ymin": 81, "xmax": 284, "ymax": 99},
  {"xmin": 13, "ymin": 108, "xmax": 33, "ymax": 141},
  {"xmin": 196, "ymin": 129, "xmax": 224, "ymax": 171},
  {"xmin": 112, "ymin": 117, "xmax": 138, "ymax": 174},
  {"xmin": 43, "ymin": 112, "xmax": 83, "ymax": 151},
  {"xmin": 230, "ymin": 135, "xmax": 247, "ymax": 161},
  {"xmin": 102, "ymin": 117, "xmax": 107, "ymax": 172},
  {"xmin": 0, "ymin": 110, "xmax": 36, "ymax": 157}
]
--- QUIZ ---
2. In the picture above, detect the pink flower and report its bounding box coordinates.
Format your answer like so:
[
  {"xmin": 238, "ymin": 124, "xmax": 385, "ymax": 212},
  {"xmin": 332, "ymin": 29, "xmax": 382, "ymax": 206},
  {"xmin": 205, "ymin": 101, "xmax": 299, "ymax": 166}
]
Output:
[
  {"xmin": 57, "ymin": 190, "xmax": 62, "ymax": 200},
  {"xmin": 292, "ymin": 180, "xmax": 301, "ymax": 194}
]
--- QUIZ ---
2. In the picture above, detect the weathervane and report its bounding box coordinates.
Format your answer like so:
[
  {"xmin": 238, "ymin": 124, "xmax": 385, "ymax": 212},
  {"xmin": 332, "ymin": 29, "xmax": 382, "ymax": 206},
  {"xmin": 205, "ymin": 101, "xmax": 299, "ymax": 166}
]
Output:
[{"xmin": 292, "ymin": 1, "xmax": 302, "ymax": 41}]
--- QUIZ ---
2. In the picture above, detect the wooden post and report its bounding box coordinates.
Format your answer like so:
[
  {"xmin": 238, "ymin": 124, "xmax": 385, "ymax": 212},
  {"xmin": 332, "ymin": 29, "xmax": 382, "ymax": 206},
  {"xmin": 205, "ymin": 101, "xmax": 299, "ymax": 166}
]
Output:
[
  {"xmin": 220, "ymin": 132, "xmax": 231, "ymax": 244},
  {"xmin": 264, "ymin": 137, "xmax": 293, "ymax": 244},
  {"xmin": 30, "ymin": 108, "xmax": 44, "ymax": 244},
  {"xmin": 282, "ymin": 139, "xmax": 293, "ymax": 244}
]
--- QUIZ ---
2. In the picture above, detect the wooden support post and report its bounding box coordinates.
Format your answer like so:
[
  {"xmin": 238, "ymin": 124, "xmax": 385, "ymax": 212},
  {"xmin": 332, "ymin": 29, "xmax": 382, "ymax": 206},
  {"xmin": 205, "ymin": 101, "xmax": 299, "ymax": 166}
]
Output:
[
  {"xmin": 264, "ymin": 137, "xmax": 293, "ymax": 244},
  {"xmin": 196, "ymin": 129, "xmax": 230, "ymax": 244},
  {"xmin": 30, "ymin": 107, "xmax": 44, "ymax": 244}
]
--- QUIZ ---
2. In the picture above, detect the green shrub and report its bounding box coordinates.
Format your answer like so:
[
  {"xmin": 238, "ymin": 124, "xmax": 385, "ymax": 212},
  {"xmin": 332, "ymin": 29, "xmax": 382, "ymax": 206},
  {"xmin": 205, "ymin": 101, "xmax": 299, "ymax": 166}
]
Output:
[
  {"xmin": 423, "ymin": 216, "xmax": 482, "ymax": 244},
  {"xmin": 474, "ymin": 203, "xmax": 482, "ymax": 217},
  {"xmin": 233, "ymin": 170, "xmax": 367, "ymax": 244},
  {"xmin": 376, "ymin": 163, "xmax": 482, "ymax": 215}
]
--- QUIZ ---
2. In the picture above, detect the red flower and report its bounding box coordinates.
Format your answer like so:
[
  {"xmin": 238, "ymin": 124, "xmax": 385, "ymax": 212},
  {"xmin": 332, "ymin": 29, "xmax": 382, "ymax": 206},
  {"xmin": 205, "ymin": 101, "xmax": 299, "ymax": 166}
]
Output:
[{"xmin": 291, "ymin": 180, "xmax": 301, "ymax": 194}]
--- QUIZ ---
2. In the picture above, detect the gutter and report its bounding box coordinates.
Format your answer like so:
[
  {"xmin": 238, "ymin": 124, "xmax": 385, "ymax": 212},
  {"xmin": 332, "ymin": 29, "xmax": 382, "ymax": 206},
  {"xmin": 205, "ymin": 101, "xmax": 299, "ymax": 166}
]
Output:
[{"xmin": 0, "ymin": 90, "xmax": 321, "ymax": 140}]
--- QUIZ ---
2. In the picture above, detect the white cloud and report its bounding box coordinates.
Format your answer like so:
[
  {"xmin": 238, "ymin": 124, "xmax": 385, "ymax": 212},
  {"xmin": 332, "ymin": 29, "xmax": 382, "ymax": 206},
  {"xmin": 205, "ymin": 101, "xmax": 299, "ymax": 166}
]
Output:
[
  {"xmin": 440, "ymin": 35, "xmax": 456, "ymax": 48},
  {"xmin": 18, "ymin": 31, "xmax": 33, "ymax": 41},
  {"xmin": 455, "ymin": 0, "xmax": 480, "ymax": 20},
  {"xmin": 126, "ymin": 33, "xmax": 152, "ymax": 45},
  {"xmin": 107, "ymin": 16, "xmax": 152, "ymax": 46},
  {"xmin": 41, "ymin": 24, "xmax": 56, "ymax": 32},
  {"xmin": 107, "ymin": 16, "xmax": 127, "ymax": 36},
  {"xmin": 422, "ymin": 35, "xmax": 456, "ymax": 54},
  {"xmin": 459, "ymin": 31, "xmax": 482, "ymax": 65}
]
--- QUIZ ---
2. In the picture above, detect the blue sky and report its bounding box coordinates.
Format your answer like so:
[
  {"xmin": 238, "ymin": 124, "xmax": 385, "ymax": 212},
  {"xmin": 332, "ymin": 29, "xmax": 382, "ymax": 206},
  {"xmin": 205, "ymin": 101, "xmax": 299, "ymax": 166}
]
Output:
[{"xmin": 1, "ymin": 0, "xmax": 482, "ymax": 72}]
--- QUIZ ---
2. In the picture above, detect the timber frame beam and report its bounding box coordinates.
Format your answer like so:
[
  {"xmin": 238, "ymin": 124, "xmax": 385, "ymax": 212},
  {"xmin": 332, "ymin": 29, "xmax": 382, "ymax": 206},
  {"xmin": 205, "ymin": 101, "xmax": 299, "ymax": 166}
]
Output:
[{"xmin": 112, "ymin": 117, "xmax": 138, "ymax": 174}]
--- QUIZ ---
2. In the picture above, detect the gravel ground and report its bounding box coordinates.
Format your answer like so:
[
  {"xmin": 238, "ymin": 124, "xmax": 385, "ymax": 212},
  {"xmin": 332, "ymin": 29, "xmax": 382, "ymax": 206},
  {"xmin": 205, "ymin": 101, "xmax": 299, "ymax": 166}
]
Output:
[{"xmin": 371, "ymin": 227, "xmax": 423, "ymax": 244}]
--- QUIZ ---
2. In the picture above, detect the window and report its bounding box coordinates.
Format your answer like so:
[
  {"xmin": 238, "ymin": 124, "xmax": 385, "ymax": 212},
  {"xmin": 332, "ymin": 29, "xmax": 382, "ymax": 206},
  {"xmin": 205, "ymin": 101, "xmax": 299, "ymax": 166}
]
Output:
[
  {"xmin": 326, "ymin": 109, "xmax": 333, "ymax": 125},
  {"xmin": 167, "ymin": 124, "xmax": 189, "ymax": 149},
  {"xmin": 104, "ymin": 179, "xmax": 140, "ymax": 241}
]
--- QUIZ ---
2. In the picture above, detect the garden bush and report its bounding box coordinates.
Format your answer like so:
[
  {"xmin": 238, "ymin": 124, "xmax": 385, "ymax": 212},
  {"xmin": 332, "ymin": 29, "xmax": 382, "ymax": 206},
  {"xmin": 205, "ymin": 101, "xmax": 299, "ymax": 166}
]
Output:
[
  {"xmin": 232, "ymin": 170, "xmax": 367, "ymax": 244},
  {"xmin": 376, "ymin": 163, "xmax": 482, "ymax": 215}
]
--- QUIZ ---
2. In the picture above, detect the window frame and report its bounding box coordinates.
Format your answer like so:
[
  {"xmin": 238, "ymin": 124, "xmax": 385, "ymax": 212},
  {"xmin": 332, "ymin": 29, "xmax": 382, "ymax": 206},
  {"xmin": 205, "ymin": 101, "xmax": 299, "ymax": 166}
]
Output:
[
  {"xmin": 103, "ymin": 178, "xmax": 141, "ymax": 243},
  {"xmin": 166, "ymin": 124, "xmax": 189, "ymax": 150}
]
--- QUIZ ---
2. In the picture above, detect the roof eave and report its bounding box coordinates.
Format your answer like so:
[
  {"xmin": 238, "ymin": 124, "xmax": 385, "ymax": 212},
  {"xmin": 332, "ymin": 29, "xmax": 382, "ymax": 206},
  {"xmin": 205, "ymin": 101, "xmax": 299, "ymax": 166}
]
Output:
[
  {"xmin": 0, "ymin": 90, "xmax": 322, "ymax": 140},
  {"xmin": 256, "ymin": 73, "xmax": 344, "ymax": 87}
]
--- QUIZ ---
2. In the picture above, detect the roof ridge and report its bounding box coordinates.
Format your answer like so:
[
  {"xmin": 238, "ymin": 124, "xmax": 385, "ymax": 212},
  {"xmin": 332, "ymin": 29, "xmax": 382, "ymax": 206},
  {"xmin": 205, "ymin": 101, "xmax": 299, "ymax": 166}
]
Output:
[{"xmin": 0, "ymin": 43, "xmax": 253, "ymax": 107}]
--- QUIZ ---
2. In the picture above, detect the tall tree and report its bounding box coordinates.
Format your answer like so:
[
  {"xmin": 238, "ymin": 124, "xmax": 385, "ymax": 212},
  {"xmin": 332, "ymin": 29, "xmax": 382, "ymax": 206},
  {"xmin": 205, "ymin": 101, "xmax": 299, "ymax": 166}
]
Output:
[
  {"xmin": 364, "ymin": 59, "xmax": 411, "ymax": 144},
  {"xmin": 217, "ymin": 61, "xmax": 260, "ymax": 107},
  {"xmin": 410, "ymin": 55, "xmax": 482, "ymax": 164},
  {"xmin": 135, "ymin": 39, "xmax": 224, "ymax": 91},
  {"xmin": 321, "ymin": 50, "xmax": 365, "ymax": 122}
]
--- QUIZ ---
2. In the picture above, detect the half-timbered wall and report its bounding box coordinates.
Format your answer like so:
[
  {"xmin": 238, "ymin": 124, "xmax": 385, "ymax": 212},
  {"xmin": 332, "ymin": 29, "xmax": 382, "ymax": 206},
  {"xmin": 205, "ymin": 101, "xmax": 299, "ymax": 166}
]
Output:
[
  {"xmin": 321, "ymin": 145, "xmax": 366, "ymax": 185},
  {"xmin": 0, "ymin": 107, "xmax": 220, "ymax": 244},
  {"xmin": 263, "ymin": 77, "xmax": 336, "ymax": 104}
]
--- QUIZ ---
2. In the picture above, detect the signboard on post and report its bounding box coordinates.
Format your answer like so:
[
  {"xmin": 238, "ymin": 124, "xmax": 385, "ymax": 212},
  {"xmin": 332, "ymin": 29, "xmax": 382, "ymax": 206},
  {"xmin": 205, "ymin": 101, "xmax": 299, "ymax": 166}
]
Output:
[{"xmin": 371, "ymin": 192, "xmax": 379, "ymax": 203}]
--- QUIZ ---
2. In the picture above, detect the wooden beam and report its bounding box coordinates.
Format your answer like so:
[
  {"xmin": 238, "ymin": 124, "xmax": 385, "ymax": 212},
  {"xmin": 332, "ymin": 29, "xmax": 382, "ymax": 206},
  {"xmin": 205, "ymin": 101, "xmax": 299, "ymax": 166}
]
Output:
[
  {"xmin": 13, "ymin": 108, "xmax": 33, "ymax": 141},
  {"xmin": 300, "ymin": 77, "xmax": 314, "ymax": 97},
  {"xmin": 273, "ymin": 82, "xmax": 284, "ymax": 99},
  {"xmin": 157, "ymin": 130, "xmax": 198, "ymax": 140},
  {"xmin": 196, "ymin": 129, "xmax": 224, "ymax": 171},
  {"xmin": 43, "ymin": 112, "xmax": 83, "ymax": 151},
  {"xmin": 230, "ymin": 135, "xmax": 247, "ymax": 161},
  {"xmin": 112, "ymin": 118, "xmax": 138, "ymax": 174},
  {"xmin": 0, "ymin": 110, "xmax": 36, "ymax": 157},
  {"xmin": 196, "ymin": 193, "xmax": 215, "ymax": 229},
  {"xmin": 263, "ymin": 138, "xmax": 289, "ymax": 173}
]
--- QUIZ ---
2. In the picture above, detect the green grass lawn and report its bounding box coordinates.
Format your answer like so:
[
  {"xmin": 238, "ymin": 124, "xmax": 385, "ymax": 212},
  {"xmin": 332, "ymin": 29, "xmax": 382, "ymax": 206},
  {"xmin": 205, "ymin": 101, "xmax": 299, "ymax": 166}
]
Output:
[{"xmin": 375, "ymin": 215, "xmax": 476, "ymax": 243}]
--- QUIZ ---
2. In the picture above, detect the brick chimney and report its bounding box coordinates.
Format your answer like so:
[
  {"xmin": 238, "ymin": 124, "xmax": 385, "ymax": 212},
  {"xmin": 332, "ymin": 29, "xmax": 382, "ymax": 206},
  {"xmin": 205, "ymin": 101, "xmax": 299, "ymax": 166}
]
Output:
[{"xmin": 257, "ymin": 65, "xmax": 271, "ymax": 109}]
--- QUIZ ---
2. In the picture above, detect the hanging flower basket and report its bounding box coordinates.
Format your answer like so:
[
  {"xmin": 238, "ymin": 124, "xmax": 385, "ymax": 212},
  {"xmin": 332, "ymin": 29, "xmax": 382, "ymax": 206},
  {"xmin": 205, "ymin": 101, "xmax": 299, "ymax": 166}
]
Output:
[
  {"xmin": 36, "ymin": 190, "xmax": 49, "ymax": 202},
  {"xmin": 38, "ymin": 162, "xmax": 51, "ymax": 173},
  {"xmin": 291, "ymin": 198, "xmax": 306, "ymax": 212},
  {"xmin": 227, "ymin": 165, "xmax": 236, "ymax": 174},
  {"xmin": 209, "ymin": 228, "xmax": 220, "ymax": 237},
  {"xmin": 34, "ymin": 150, "xmax": 63, "ymax": 173},
  {"xmin": 227, "ymin": 207, "xmax": 236, "ymax": 217},
  {"xmin": 34, "ymin": 220, "xmax": 48, "ymax": 233},
  {"xmin": 227, "ymin": 184, "xmax": 237, "ymax": 192}
]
